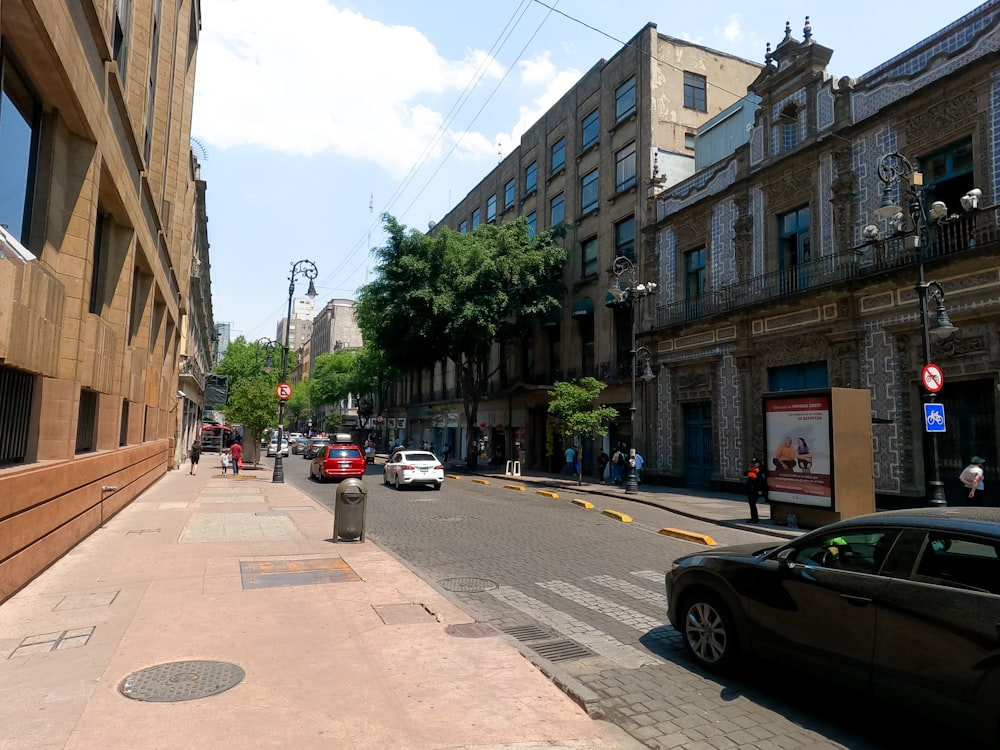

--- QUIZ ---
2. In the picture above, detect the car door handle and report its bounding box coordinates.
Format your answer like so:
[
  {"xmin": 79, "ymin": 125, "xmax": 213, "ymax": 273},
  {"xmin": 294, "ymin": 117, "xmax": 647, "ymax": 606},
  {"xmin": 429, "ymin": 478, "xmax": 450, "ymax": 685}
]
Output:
[{"xmin": 839, "ymin": 594, "xmax": 872, "ymax": 607}]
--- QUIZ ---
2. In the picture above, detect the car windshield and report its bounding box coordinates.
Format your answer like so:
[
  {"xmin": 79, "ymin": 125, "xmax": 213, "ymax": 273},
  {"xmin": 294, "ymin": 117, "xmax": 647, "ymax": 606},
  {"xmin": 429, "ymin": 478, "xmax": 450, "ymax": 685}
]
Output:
[
  {"xmin": 328, "ymin": 448, "xmax": 361, "ymax": 458},
  {"xmin": 402, "ymin": 452, "xmax": 437, "ymax": 462}
]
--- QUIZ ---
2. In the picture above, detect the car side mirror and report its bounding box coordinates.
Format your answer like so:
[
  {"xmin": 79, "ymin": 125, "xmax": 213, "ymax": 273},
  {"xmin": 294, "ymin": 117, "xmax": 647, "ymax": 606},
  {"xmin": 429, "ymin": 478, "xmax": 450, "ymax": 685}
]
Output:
[{"xmin": 775, "ymin": 548, "xmax": 795, "ymax": 567}]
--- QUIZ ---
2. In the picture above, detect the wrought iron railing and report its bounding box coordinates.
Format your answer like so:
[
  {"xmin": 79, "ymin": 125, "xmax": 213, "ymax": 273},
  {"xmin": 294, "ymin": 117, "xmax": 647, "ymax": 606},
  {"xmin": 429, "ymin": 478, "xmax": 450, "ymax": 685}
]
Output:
[{"xmin": 656, "ymin": 211, "xmax": 995, "ymax": 327}]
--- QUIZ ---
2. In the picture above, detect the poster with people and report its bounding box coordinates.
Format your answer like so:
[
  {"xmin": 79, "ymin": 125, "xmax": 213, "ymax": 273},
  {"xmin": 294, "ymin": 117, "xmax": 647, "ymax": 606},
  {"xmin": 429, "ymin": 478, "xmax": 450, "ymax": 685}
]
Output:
[{"xmin": 764, "ymin": 394, "xmax": 832, "ymax": 508}]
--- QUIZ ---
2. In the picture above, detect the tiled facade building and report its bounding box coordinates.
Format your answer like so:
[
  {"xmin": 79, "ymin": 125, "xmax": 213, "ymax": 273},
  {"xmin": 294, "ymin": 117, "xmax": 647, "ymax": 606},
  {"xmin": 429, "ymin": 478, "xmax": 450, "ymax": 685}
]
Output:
[
  {"xmin": 393, "ymin": 25, "xmax": 761, "ymax": 469},
  {"xmin": 0, "ymin": 0, "xmax": 208, "ymax": 601},
  {"xmin": 648, "ymin": 7, "xmax": 1000, "ymax": 506}
]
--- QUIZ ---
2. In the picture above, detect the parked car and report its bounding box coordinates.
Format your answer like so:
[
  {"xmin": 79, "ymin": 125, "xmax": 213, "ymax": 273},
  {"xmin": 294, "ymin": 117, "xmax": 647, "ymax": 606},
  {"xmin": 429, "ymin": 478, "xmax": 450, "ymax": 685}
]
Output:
[
  {"xmin": 266, "ymin": 438, "xmax": 289, "ymax": 457},
  {"xmin": 302, "ymin": 436, "xmax": 330, "ymax": 459},
  {"xmin": 309, "ymin": 443, "xmax": 366, "ymax": 482},
  {"xmin": 382, "ymin": 450, "xmax": 444, "ymax": 490},
  {"xmin": 665, "ymin": 507, "xmax": 1000, "ymax": 745}
]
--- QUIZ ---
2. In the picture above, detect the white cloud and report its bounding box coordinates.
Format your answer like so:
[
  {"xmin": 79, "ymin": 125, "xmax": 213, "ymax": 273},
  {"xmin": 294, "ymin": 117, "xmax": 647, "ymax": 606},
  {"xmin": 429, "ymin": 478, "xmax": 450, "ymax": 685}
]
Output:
[
  {"xmin": 717, "ymin": 14, "xmax": 743, "ymax": 43},
  {"xmin": 192, "ymin": 0, "xmax": 507, "ymax": 178}
]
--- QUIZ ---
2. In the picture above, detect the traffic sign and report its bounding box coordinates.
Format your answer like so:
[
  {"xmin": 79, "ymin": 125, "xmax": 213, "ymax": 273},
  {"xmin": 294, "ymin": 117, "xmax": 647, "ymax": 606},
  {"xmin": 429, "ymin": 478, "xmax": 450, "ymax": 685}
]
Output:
[
  {"xmin": 921, "ymin": 363, "xmax": 944, "ymax": 393},
  {"xmin": 276, "ymin": 382, "xmax": 292, "ymax": 400},
  {"xmin": 924, "ymin": 403, "xmax": 946, "ymax": 433}
]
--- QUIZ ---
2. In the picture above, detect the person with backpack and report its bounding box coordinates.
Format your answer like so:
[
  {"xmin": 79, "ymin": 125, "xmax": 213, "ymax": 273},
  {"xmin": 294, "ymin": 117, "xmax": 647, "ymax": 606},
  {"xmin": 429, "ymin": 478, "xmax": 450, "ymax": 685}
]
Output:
[
  {"xmin": 960, "ymin": 456, "xmax": 986, "ymax": 505},
  {"xmin": 611, "ymin": 441, "xmax": 627, "ymax": 485}
]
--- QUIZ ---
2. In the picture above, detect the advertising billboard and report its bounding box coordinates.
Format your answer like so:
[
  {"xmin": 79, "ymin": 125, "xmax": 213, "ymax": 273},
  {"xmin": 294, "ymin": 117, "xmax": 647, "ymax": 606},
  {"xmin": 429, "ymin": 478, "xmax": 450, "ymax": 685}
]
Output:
[{"xmin": 764, "ymin": 393, "xmax": 833, "ymax": 508}]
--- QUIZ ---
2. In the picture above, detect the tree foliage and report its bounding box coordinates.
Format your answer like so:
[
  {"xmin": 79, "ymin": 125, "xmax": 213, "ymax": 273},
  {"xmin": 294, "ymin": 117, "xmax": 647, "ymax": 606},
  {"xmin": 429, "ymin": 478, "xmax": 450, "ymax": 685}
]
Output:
[
  {"xmin": 547, "ymin": 377, "xmax": 620, "ymax": 445},
  {"xmin": 285, "ymin": 377, "xmax": 313, "ymax": 423},
  {"xmin": 311, "ymin": 350, "xmax": 358, "ymax": 406},
  {"xmin": 356, "ymin": 214, "xmax": 566, "ymax": 466}
]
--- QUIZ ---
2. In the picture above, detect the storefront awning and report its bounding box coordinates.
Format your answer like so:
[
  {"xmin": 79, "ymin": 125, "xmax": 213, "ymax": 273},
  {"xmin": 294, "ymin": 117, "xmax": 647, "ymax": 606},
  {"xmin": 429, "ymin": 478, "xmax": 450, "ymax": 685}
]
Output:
[
  {"xmin": 540, "ymin": 309, "xmax": 561, "ymax": 327},
  {"xmin": 571, "ymin": 297, "xmax": 594, "ymax": 318}
]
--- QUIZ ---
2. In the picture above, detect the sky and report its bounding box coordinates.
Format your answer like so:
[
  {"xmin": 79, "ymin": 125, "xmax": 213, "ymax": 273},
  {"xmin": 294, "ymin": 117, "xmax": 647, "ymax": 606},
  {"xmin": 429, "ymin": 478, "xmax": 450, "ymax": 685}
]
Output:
[{"xmin": 191, "ymin": 0, "xmax": 987, "ymax": 341}]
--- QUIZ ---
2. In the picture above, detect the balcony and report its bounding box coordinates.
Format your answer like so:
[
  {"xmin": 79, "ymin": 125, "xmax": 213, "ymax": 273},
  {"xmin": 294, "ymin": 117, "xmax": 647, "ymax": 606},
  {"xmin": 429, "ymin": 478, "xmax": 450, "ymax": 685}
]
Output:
[{"xmin": 656, "ymin": 212, "xmax": 995, "ymax": 327}]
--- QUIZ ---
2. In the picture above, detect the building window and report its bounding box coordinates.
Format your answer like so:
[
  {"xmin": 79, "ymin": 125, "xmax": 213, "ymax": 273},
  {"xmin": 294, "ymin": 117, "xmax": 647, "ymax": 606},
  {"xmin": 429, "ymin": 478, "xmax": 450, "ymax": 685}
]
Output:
[
  {"xmin": 920, "ymin": 137, "xmax": 975, "ymax": 211},
  {"xmin": 614, "ymin": 216, "xmax": 635, "ymax": 260},
  {"xmin": 0, "ymin": 54, "xmax": 41, "ymax": 247},
  {"xmin": 683, "ymin": 71, "xmax": 707, "ymax": 112},
  {"xmin": 76, "ymin": 389, "xmax": 98, "ymax": 454},
  {"xmin": 684, "ymin": 133, "xmax": 695, "ymax": 151},
  {"xmin": 684, "ymin": 247, "xmax": 707, "ymax": 319},
  {"xmin": 504, "ymin": 178, "xmax": 515, "ymax": 209},
  {"xmin": 581, "ymin": 236, "xmax": 598, "ymax": 278},
  {"xmin": 89, "ymin": 213, "xmax": 108, "ymax": 314},
  {"xmin": 143, "ymin": 0, "xmax": 162, "ymax": 164},
  {"xmin": 459, "ymin": 220, "xmax": 468, "ymax": 234},
  {"xmin": 768, "ymin": 361, "xmax": 828, "ymax": 391},
  {"xmin": 0, "ymin": 365, "xmax": 33, "ymax": 465},
  {"xmin": 615, "ymin": 142, "xmax": 636, "ymax": 192},
  {"xmin": 778, "ymin": 206, "xmax": 811, "ymax": 292},
  {"xmin": 551, "ymin": 136, "xmax": 566, "ymax": 174},
  {"xmin": 525, "ymin": 161, "xmax": 538, "ymax": 195},
  {"xmin": 120, "ymin": 399, "xmax": 130, "ymax": 446},
  {"xmin": 581, "ymin": 109, "xmax": 599, "ymax": 150},
  {"xmin": 487, "ymin": 194, "xmax": 497, "ymax": 223},
  {"xmin": 550, "ymin": 193, "xmax": 565, "ymax": 227},
  {"xmin": 580, "ymin": 317, "xmax": 595, "ymax": 375},
  {"xmin": 526, "ymin": 212, "xmax": 536, "ymax": 237},
  {"xmin": 615, "ymin": 76, "xmax": 636, "ymax": 121},
  {"xmin": 581, "ymin": 168, "xmax": 599, "ymax": 214},
  {"xmin": 472, "ymin": 208, "xmax": 481, "ymax": 229},
  {"xmin": 113, "ymin": 0, "xmax": 133, "ymax": 79}
]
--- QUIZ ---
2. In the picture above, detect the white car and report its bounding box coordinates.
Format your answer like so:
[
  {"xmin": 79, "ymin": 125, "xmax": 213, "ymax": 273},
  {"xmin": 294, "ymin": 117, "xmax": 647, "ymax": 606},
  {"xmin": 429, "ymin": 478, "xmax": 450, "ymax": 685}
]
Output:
[
  {"xmin": 383, "ymin": 450, "xmax": 444, "ymax": 490},
  {"xmin": 266, "ymin": 438, "xmax": 289, "ymax": 457}
]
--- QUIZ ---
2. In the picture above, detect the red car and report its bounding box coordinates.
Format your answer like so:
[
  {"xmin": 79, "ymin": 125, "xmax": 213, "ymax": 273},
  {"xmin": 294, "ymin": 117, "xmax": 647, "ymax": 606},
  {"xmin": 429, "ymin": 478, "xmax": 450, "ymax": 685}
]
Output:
[{"xmin": 309, "ymin": 443, "xmax": 366, "ymax": 482}]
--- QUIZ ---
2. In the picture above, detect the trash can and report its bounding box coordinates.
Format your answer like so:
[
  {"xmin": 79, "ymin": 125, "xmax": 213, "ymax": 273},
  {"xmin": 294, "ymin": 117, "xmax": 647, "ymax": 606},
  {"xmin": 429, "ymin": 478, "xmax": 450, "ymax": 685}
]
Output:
[{"xmin": 334, "ymin": 478, "xmax": 367, "ymax": 542}]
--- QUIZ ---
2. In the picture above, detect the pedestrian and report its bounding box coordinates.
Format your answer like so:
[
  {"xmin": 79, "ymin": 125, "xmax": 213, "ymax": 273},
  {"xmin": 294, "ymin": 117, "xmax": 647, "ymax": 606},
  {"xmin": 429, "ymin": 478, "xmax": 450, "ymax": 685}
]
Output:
[
  {"xmin": 746, "ymin": 458, "xmax": 765, "ymax": 523},
  {"xmin": 573, "ymin": 446, "xmax": 582, "ymax": 484},
  {"xmin": 598, "ymin": 450, "xmax": 610, "ymax": 484},
  {"xmin": 634, "ymin": 450, "xmax": 644, "ymax": 484},
  {"xmin": 611, "ymin": 442, "xmax": 627, "ymax": 485},
  {"xmin": 188, "ymin": 439, "xmax": 202, "ymax": 475},
  {"xmin": 443, "ymin": 442, "xmax": 451, "ymax": 463},
  {"xmin": 960, "ymin": 455, "xmax": 986, "ymax": 505},
  {"xmin": 564, "ymin": 444, "xmax": 576, "ymax": 476},
  {"xmin": 221, "ymin": 448, "xmax": 231, "ymax": 475},
  {"xmin": 229, "ymin": 440, "xmax": 243, "ymax": 476}
]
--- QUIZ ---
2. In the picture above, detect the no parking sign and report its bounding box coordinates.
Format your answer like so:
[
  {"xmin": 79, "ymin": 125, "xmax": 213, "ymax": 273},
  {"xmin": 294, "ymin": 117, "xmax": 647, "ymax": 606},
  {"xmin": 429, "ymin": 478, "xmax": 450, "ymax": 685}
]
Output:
[{"xmin": 276, "ymin": 382, "xmax": 292, "ymax": 400}]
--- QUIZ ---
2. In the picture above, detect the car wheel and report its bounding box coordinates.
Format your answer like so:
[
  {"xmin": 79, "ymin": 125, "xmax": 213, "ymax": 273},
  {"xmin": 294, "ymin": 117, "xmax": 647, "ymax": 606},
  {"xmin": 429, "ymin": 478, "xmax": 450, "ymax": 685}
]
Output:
[
  {"xmin": 679, "ymin": 591, "xmax": 738, "ymax": 672},
  {"xmin": 433, "ymin": 481, "xmax": 441, "ymax": 491},
  {"xmin": 394, "ymin": 475, "xmax": 402, "ymax": 490},
  {"xmin": 383, "ymin": 471, "xmax": 389, "ymax": 486}
]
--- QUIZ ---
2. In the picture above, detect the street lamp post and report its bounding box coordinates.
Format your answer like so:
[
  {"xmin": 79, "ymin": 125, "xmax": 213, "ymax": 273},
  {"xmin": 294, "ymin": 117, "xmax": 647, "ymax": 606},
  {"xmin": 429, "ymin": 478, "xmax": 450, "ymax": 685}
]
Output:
[
  {"xmin": 607, "ymin": 255, "xmax": 657, "ymax": 495},
  {"xmin": 874, "ymin": 152, "xmax": 959, "ymax": 507},
  {"xmin": 274, "ymin": 259, "xmax": 318, "ymax": 483}
]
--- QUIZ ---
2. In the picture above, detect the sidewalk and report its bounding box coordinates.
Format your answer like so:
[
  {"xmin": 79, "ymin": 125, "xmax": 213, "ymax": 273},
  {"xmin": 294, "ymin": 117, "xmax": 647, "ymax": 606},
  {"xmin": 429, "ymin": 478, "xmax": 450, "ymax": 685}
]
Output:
[{"xmin": 0, "ymin": 463, "xmax": 642, "ymax": 750}]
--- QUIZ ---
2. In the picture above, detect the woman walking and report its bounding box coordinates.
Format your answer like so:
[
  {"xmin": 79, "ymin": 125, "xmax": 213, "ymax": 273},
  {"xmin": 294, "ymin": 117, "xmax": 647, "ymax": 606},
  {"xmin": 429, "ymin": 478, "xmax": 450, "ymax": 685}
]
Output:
[{"xmin": 189, "ymin": 439, "xmax": 202, "ymax": 475}]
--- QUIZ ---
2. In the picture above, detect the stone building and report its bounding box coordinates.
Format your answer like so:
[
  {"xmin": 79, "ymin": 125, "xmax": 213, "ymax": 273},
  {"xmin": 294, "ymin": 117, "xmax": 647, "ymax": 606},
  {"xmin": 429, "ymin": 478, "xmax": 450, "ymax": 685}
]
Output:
[
  {"xmin": 647, "ymin": 8, "xmax": 999, "ymax": 506},
  {"xmin": 394, "ymin": 24, "xmax": 761, "ymax": 469},
  {"xmin": 0, "ymin": 0, "xmax": 208, "ymax": 601}
]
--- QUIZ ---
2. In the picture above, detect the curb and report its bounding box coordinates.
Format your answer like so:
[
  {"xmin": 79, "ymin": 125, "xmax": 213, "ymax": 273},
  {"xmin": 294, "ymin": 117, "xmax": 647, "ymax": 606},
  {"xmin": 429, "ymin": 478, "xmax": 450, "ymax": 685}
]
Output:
[{"xmin": 658, "ymin": 527, "xmax": 716, "ymax": 545}]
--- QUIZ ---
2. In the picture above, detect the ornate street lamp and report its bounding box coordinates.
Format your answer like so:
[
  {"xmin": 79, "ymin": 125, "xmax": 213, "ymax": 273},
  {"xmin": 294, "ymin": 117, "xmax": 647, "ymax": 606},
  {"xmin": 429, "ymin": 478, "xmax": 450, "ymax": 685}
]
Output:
[
  {"xmin": 273, "ymin": 259, "xmax": 318, "ymax": 483},
  {"xmin": 875, "ymin": 152, "xmax": 961, "ymax": 507},
  {"xmin": 607, "ymin": 255, "xmax": 657, "ymax": 495}
]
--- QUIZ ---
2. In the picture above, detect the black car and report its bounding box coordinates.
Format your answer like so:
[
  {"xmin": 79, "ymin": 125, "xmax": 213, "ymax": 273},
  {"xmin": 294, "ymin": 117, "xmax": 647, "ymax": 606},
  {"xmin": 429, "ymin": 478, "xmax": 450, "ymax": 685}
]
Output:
[
  {"xmin": 665, "ymin": 508, "xmax": 1000, "ymax": 745},
  {"xmin": 302, "ymin": 437, "xmax": 330, "ymax": 460}
]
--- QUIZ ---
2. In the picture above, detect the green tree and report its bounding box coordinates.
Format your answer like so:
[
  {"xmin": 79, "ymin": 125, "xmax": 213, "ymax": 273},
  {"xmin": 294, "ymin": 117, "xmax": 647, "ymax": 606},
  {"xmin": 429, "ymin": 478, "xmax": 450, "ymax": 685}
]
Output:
[
  {"xmin": 357, "ymin": 214, "xmax": 565, "ymax": 467},
  {"xmin": 285, "ymin": 377, "xmax": 313, "ymax": 428},
  {"xmin": 548, "ymin": 377, "xmax": 619, "ymax": 482},
  {"xmin": 214, "ymin": 336, "xmax": 294, "ymax": 463}
]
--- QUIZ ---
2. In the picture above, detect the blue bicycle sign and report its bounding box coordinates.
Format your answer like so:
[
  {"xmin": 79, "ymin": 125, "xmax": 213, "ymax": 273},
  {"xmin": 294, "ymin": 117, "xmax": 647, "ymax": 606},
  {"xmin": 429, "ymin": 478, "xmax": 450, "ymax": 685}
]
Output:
[{"xmin": 924, "ymin": 403, "xmax": 946, "ymax": 433}]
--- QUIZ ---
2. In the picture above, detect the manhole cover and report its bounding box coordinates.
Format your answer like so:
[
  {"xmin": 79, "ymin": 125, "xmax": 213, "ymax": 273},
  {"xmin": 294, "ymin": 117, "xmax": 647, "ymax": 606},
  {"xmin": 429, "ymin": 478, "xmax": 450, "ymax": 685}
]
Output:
[
  {"xmin": 437, "ymin": 577, "xmax": 498, "ymax": 593},
  {"xmin": 120, "ymin": 660, "xmax": 245, "ymax": 702},
  {"xmin": 445, "ymin": 622, "xmax": 499, "ymax": 638}
]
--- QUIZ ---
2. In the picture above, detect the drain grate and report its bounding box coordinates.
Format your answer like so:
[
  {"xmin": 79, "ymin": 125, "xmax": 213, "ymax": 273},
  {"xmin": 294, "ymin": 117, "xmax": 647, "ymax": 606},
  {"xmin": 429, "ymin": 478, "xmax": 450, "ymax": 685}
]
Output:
[
  {"xmin": 119, "ymin": 660, "xmax": 245, "ymax": 702},
  {"xmin": 528, "ymin": 639, "xmax": 594, "ymax": 662},
  {"xmin": 437, "ymin": 577, "xmax": 497, "ymax": 593},
  {"xmin": 501, "ymin": 624, "xmax": 552, "ymax": 642}
]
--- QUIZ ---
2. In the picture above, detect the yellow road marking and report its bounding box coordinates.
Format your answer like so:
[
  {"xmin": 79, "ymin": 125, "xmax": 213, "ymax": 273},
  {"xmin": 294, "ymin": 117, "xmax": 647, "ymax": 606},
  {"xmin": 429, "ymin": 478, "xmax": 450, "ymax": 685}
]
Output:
[
  {"xmin": 535, "ymin": 490, "xmax": 559, "ymax": 499},
  {"xmin": 658, "ymin": 528, "xmax": 716, "ymax": 545},
  {"xmin": 601, "ymin": 509, "xmax": 632, "ymax": 523},
  {"xmin": 571, "ymin": 499, "xmax": 594, "ymax": 509}
]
